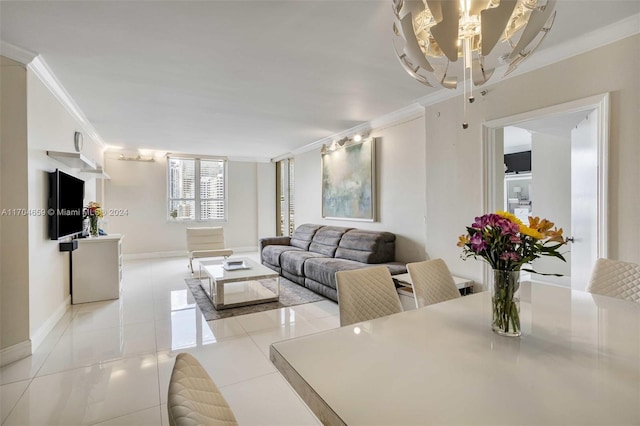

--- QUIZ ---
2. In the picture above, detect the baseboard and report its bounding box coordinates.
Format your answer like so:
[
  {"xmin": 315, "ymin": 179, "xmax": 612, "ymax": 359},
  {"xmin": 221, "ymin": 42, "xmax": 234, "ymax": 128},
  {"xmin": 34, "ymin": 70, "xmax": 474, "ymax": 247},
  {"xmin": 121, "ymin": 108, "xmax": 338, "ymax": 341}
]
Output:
[
  {"xmin": 0, "ymin": 339, "xmax": 32, "ymax": 367},
  {"xmin": 123, "ymin": 246, "xmax": 258, "ymax": 261},
  {"xmin": 30, "ymin": 295, "xmax": 71, "ymax": 352},
  {"xmin": 230, "ymin": 246, "xmax": 259, "ymax": 254},
  {"xmin": 123, "ymin": 251, "xmax": 186, "ymax": 260}
]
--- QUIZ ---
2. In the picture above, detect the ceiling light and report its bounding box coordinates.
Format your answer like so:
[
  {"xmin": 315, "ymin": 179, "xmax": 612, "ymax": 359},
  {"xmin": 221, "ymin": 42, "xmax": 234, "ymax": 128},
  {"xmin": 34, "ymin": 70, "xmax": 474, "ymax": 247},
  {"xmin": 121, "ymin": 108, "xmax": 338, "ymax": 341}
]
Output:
[
  {"xmin": 353, "ymin": 134, "xmax": 362, "ymax": 142},
  {"xmin": 118, "ymin": 154, "xmax": 155, "ymax": 162},
  {"xmin": 393, "ymin": 0, "xmax": 556, "ymax": 128}
]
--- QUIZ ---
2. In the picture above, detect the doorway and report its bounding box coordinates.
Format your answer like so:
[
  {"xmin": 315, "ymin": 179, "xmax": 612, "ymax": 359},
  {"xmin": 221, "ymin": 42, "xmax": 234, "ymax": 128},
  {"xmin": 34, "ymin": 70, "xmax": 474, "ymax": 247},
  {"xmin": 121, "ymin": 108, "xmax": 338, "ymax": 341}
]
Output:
[{"xmin": 483, "ymin": 94, "xmax": 609, "ymax": 291}]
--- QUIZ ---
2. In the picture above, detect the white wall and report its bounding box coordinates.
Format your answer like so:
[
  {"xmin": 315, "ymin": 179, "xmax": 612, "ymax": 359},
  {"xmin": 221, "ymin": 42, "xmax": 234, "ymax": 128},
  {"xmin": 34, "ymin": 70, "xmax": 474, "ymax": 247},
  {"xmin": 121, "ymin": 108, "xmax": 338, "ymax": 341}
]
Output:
[
  {"xmin": 1, "ymin": 57, "xmax": 30, "ymax": 357},
  {"xmin": 104, "ymin": 156, "xmax": 271, "ymax": 255},
  {"xmin": 531, "ymin": 132, "xmax": 571, "ymax": 279},
  {"xmin": 425, "ymin": 35, "xmax": 640, "ymax": 284},
  {"xmin": 257, "ymin": 162, "xmax": 276, "ymax": 239},
  {"xmin": 294, "ymin": 115, "xmax": 427, "ymax": 263},
  {"xmin": 26, "ymin": 69, "xmax": 102, "ymax": 347}
]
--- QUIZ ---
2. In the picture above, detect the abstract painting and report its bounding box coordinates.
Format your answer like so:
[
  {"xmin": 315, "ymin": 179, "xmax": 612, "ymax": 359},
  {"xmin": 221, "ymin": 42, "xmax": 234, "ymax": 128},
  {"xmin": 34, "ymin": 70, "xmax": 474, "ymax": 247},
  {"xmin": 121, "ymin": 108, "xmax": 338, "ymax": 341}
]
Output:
[{"xmin": 322, "ymin": 138, "xmax": 376, "ymax": 221}]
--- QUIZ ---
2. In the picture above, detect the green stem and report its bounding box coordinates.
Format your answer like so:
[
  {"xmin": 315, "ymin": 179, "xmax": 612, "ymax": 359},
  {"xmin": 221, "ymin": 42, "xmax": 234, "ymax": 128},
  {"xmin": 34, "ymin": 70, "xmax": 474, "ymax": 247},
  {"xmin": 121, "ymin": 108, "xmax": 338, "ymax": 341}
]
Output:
[{"xmin": 492, "ymin": 270, "xmax": 520, "ymax": 336}]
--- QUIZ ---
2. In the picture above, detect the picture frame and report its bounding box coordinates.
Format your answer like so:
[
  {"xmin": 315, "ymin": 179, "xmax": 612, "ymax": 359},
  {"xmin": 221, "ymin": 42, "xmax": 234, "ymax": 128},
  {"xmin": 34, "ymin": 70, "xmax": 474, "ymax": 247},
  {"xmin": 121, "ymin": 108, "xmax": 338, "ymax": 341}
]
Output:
[{"xmin": 321, "ymin": 137, "xmax": 376, "ymax": 221}]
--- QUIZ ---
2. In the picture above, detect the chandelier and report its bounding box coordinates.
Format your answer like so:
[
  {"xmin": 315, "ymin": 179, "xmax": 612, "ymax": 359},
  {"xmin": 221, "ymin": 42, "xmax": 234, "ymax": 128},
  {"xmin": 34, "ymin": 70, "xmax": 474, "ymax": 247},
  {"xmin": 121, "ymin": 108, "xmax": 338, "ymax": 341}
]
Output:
[{"xmin": 393, "ymin": 0, "xmax": 557, "ymax": 128}]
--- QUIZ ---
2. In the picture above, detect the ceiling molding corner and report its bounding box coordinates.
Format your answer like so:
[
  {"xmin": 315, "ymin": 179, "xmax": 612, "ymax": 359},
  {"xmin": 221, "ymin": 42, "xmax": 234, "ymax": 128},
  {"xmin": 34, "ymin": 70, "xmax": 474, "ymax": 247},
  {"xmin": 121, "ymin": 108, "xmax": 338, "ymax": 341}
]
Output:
[
  {"xmin": 0, "ymin": 40, "xmax": 37, "ymax": 65},
  {"xmin": 227, "ymin": 156, "xmax": 272, "ymax": 163},
  {"xmin": 415, "ymin": 13, "xmax": 640, "ymax": 108},
  {"xmin": 28, "ymin": 56, "xmax": 106, "ymax": 149},
  {"xmin": 505, "ymin": 12, "xmax": 640, "ymax": 80},
  {"xmin": 289, "ymin": 103, "xmax": 425, "ymax": 158},
  {"xmin": 271, "ymin": 153, "xmax": 294, "ymax": 162},
  {"xmin": 369, "ymin": 103, "xmax": 425, "ymax": 130}
]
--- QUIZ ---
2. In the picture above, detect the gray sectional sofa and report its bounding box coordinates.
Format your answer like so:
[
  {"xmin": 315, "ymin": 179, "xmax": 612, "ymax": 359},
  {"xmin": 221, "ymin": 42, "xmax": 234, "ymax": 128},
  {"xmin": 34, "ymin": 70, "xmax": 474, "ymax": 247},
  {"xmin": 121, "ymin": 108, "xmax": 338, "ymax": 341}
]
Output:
[{"xmin": 259, "ymin": 224, "xmax": 406, "ymax": 301}]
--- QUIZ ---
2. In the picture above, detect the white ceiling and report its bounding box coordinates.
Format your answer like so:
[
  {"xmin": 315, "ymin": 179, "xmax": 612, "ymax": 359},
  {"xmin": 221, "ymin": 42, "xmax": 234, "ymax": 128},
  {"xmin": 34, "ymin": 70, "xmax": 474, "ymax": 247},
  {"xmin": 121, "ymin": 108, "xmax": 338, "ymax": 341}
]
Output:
[{"xmin": 1, "ymin": 1, "xmax": 638, "ymax": 160}]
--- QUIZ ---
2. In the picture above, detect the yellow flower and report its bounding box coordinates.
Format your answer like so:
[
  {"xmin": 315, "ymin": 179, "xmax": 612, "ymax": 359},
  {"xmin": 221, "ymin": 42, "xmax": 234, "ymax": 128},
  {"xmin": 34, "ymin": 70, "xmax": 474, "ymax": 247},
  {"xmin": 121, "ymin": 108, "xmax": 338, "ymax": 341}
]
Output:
[
  {"xmin": 528, "ymin": 216, "xmax": 554, "ymax": 233},
  {"xmin": 546, "ymin": 227, "xmax": 565, "ymax": 244},
  {"xmin": 496, "ymin": 210, "xmax": 523, "ymax": 226},
  {"xmin": 457, "ymin": 234, "xmax": 470, "ymax": 247},
  {"xmin": 95, "ymin": 208, "xmax": 104, "ymax": 218},
  {"xmin": 519, "ymin": 224, "xmax": 543, "ymax": 240}
]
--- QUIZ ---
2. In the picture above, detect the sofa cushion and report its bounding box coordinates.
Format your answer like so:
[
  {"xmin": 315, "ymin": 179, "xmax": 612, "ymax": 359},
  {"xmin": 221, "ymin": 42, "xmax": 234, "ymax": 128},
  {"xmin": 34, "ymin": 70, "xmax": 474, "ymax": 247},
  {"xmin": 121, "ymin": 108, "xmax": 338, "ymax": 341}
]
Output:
[
  {"xmin": 304, "ymin": 257, "xmax": 376, "ymax": 290},
  {"xmin": 335, "ymin": 230, "xmax": 396, "ymax": 264},
  {"xmin": 304, "ymin": 257, "xmax": 407, "ymax": 291},
  {"xmin": 262, "ymin": 245, "xmax": 301, "ymax": 267},
  {"xmin": 281, "ymin": 250, "xmax": 328, "ymax": 276},
  {"xmin": 308, "ymin": 226, "xmax": 352, "ymax": 257},
  {"xmin": 290, "ymin": 224, "xmax": 323, "ymax": 250}
]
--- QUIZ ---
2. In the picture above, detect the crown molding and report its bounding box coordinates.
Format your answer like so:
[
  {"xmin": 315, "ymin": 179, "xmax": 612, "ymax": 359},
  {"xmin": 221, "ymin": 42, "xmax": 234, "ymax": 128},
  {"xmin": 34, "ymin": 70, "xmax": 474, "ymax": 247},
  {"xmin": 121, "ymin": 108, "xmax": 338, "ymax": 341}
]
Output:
[
  {"xmin": 369, "ymin": 103, "xmax": 425, "ymax": 130},
  {"xmin": 417, "ymin": 12, "xmax": 640, "ymax": 107},
  {"xmin": 28, "ymin": 55, "xmax": 106, "ymax": 149},
  {"xmin": 280, "ymin": 12, "xmax": 640, "ymax": 159},
  {"xmin": 0, "ymin": 40, "xmax": 37, "ymax": 65},
  {"xmin": 1, "ymin": 41, "xmax": 108, "ymax": 151},
  {"xmin": 228, "ymin": 156, "xmax": 272, "ymax": 163},
  {"xmin": 501, "ymin": 12, "xmax": 640, "ymax": 82},
  {"xmin": 284, "ymin": 103, "xmax": 425, "ymax": 158}
]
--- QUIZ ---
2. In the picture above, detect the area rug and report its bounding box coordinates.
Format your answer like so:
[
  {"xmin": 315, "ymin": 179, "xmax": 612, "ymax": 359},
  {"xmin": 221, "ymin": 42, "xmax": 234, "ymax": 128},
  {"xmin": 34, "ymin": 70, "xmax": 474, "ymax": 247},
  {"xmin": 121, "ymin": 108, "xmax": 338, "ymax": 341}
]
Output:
[{"xmin": 185, "ymin": 276, "xmax": 328, "ymax": 321}]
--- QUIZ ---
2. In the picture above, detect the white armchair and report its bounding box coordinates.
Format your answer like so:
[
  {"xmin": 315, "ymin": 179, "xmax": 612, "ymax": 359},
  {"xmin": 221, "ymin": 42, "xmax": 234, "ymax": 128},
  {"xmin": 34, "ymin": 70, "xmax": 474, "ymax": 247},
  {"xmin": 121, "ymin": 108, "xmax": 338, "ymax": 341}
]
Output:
[{"xmin": 186, "ymin": 227, "xmax": 233, "ymax": 274}]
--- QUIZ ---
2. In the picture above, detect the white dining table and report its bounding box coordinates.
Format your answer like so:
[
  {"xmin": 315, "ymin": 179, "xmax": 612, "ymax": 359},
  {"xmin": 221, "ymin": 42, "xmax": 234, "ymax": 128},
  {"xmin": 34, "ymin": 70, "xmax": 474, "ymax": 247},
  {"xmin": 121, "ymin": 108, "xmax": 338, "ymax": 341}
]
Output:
[{"xmin": 270, "ymin": 282, "xmax": 640, "ymax": 425}]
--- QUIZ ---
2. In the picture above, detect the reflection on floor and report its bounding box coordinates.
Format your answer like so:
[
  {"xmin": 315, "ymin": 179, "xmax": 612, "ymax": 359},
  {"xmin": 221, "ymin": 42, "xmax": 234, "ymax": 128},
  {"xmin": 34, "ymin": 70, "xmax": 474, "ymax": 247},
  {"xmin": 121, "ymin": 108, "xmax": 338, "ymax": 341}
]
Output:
[{"xmin": 1, "ymin": 253, "xmax": 339, "ymax": 425}]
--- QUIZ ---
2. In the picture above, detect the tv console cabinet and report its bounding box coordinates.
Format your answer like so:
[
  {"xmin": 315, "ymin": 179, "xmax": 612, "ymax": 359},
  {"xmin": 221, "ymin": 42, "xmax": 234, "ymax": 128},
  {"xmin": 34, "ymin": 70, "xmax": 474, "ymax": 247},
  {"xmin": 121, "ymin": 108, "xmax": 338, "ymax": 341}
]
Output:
[{"xmin": 71, "ymin": 234, "xmax": 123, "ymax": 304}]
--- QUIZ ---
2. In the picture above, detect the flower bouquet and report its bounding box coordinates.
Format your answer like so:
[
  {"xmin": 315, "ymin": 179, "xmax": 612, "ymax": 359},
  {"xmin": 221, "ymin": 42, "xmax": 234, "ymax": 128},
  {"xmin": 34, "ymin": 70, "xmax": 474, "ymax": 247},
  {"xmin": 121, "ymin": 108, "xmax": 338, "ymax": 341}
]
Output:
[
  {"xmin": 84, "ymin": 201, "xmax": 104, "ymax": 237},
  {"xmin": 458, "ymin": 211, "xmax": 567, "ymax": 336}
]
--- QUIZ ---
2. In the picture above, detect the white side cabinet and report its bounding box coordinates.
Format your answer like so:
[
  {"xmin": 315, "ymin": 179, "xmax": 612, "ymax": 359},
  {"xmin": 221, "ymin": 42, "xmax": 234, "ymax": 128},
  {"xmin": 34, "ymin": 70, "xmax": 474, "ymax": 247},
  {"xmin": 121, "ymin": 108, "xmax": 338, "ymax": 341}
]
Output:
[{"xmin": 72, "ymin": 234, "xmax": 123, "ymax": 304}]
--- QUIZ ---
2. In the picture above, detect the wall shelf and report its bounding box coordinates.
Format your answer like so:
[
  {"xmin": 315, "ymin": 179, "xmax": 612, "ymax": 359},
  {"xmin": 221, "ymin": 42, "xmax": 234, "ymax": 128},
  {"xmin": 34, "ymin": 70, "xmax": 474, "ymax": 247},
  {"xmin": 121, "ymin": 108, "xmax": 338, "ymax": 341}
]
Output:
[{"xmin": 47, "ymin": 150, "xmax": 96, "ymax": 170}]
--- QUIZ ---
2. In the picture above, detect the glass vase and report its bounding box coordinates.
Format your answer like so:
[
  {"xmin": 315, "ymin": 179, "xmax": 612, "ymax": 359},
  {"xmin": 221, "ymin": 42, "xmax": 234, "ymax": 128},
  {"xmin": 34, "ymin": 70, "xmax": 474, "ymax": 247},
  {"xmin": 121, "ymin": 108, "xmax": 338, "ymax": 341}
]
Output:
[
  {"xmin": 491, "ymin": 269, "xmax": 521, "ymax": 337},
  {"xmin": 89, "ymin": 216, "xmax": 99, "ymax": 237}
]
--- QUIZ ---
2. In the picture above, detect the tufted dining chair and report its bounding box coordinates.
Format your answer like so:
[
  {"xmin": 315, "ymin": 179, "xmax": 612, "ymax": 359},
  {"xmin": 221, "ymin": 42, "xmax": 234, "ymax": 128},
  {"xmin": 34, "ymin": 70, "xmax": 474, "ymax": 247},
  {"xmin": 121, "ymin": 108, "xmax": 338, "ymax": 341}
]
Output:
[
  {"xmin": 336, "ymin": 266, "xmax": 403, "ymax": 327},
  {"xmin": 406, "ymin": 259, "xmax": 461, "ymax": 308},
  {"xmin": 167, "ymin": 352, "xmax": 238, "ymax": 426},
  {"xmin": 586, "ymin": 258, "xmax": 640, "ymax": 303}
]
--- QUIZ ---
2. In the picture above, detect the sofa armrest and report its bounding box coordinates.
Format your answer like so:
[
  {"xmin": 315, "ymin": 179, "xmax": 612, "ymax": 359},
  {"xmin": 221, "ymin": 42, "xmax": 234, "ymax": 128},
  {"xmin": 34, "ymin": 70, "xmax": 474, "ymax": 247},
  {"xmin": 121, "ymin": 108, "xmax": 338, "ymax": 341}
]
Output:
[
  {"xmin": 259, "ymin": 236, "xmax": 291, "ymax": 264},
  {"xmin": 259, "ymin": 237, "xmax": 291, "ymax": 250}
]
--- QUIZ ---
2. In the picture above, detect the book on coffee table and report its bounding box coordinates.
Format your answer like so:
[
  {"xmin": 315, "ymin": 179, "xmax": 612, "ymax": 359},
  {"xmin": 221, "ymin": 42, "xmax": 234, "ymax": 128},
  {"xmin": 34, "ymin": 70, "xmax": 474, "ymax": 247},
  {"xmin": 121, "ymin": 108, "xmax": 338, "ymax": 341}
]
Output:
[{"xmin": 223, "ymin": 260, "xmax": 250, "ymax": 271}]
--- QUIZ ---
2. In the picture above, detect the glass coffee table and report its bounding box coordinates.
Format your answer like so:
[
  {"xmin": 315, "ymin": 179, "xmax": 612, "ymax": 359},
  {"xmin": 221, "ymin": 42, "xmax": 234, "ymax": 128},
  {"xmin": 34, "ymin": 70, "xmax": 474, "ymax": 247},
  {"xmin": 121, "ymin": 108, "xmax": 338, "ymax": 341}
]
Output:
[{"xmin": 198, "ymin": 257, "xmax": 280, "ymax": 310}]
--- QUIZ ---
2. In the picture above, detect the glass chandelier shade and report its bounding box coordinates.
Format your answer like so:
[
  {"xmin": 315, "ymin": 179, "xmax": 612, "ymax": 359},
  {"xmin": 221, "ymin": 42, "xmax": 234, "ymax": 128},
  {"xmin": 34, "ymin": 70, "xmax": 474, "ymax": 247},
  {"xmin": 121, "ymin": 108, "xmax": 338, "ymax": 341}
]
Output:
[{"xmin": 393, "ymin": 0, "xmax": 557, "ymax": 105}]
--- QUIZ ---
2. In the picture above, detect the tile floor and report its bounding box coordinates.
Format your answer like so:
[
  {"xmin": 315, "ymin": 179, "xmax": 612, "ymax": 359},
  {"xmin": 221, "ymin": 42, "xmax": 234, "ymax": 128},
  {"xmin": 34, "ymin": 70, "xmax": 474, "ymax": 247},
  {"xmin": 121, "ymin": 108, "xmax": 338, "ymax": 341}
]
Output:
[{"xmin": 1, "ymin": 253, "xmax": 340, "ymax": 425}]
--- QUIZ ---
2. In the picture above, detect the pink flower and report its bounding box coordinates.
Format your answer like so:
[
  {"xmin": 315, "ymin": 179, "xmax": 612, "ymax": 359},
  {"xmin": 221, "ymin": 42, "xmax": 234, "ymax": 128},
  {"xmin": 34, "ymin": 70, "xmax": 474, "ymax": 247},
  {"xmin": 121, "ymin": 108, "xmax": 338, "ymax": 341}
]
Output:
[
  {"xmin": 470, "ymin": 233, "xmax": 488, "ymax": 253},
  {"xmin": 500, "ymin": 252, "xmax": 520, "ymax": 261}
]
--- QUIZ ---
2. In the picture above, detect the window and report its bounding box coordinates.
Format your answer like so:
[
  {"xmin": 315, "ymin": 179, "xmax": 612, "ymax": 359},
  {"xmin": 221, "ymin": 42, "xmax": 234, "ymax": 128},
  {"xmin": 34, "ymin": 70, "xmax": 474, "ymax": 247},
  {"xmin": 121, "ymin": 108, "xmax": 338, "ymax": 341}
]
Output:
[
  {"xmin": 168, "ymin": 157, "xmax": 227, "ymax": 221},
  {"xmin": 276, "ymin": 158, "xmax": 294, "ymax": 236}
]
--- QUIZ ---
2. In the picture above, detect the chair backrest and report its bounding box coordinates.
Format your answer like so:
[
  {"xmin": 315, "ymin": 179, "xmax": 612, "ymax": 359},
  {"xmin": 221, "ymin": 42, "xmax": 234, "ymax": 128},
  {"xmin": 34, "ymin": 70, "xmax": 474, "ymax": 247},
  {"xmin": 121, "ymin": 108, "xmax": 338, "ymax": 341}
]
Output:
[
  {"xmin": 336, "ymin": 266, "xmax": 403, "ymax": 327},
  {"xmin": 407, "ymin": 259, "xmax": 461, "ymax": 308},
  {"xmin": 587, "ymin": 258, "xmax": 640, "ymax": 303},
  {"xmin": 186, "ymin": 227, "xmax": 227, "ymax": 252},
  {"xmin": 168, "ymin": 352, "xmax": 238, "ymax": 426}
]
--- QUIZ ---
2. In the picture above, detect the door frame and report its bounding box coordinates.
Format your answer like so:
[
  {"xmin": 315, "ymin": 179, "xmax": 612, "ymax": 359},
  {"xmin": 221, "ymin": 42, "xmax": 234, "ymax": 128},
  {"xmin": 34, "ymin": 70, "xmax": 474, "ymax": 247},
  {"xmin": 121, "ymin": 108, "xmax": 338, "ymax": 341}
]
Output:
[{"xmin": 481, "ymin": 93, "xmax": 609, "ymax": 287}]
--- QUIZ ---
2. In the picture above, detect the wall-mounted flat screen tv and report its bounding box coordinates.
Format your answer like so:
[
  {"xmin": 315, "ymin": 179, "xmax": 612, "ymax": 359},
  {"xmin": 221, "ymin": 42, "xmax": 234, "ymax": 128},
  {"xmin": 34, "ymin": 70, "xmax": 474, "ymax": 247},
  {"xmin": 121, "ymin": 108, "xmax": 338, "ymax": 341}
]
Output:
[
  {"xmin": 504, "ymin": 151, "xmax": 531, "ymax": 174},
  {"xmin": 48, "ymin": 169, "xmax": 85, "ymax": 240}
]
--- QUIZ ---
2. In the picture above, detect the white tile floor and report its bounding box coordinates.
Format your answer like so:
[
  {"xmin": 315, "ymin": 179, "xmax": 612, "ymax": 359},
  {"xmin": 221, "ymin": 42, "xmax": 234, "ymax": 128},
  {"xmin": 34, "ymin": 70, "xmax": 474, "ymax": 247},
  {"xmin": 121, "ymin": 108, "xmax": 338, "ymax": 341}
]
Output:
[{"xmin": 0, "ymin": 253, "xmax": 340, "ymax": 425}]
